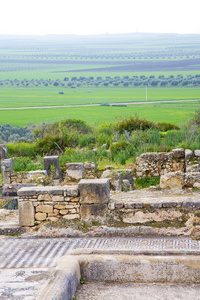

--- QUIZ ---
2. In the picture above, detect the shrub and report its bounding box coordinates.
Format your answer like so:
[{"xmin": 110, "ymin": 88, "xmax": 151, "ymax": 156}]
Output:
[
  {"xmin": 157, "ymin": 122, "xmax": 180, "ymax": 132},
  {"xmin": 114, "ymin": 117, "xmax": 157, "ymax": 133},
  {"xmin": 7, "ymin": 142, "xmax": 37, "ymax": 157}
]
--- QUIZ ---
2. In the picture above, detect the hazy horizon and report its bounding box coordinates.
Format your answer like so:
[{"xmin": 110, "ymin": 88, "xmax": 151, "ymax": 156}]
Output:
[{"xmin": 1, "ymin": 0, "xmax": 200, "ymax": 36}]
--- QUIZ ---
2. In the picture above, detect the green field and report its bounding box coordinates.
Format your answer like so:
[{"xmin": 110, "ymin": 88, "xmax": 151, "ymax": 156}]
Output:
[
  {"xmin": 0, "ymin": 87, "xmax": 199, "ymax": 108},
  {"xmin": 0, "ymin": 101, "xmax": 199, "ymax": 127},
  {"xmin": 1, "ymin": 33, "xmax": 200, "ymax": 127}
]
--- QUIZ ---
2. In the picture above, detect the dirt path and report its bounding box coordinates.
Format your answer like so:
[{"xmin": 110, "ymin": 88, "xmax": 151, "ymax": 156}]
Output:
[{"xmin": 0, "ymin": 99, "xmax": 199, "ymax": 110}]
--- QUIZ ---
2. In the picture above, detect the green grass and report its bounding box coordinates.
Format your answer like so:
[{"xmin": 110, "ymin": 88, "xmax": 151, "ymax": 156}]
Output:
[
  {"xmin": 0, "ymin": 87, "xmax": 200, "ymax": 108},
  {"xmin": 0, "ymin": 101, "xmax": 198, "ymax": 127}
]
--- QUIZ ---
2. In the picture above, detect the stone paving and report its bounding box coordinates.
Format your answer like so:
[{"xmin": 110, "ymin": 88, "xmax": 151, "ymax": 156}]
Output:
[{"xmin": 1, "ymin": 236, "xmax": 200, "ymax": 299}]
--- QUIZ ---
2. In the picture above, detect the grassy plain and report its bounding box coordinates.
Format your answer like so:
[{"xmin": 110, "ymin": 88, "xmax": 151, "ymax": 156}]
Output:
[
  {"xmin": 0, "ymin": 101, "xmax": 199, "ymax": 127},
  {"xmin": 0, "ymin": 87, "xmax": 200, "ymax": 108}
]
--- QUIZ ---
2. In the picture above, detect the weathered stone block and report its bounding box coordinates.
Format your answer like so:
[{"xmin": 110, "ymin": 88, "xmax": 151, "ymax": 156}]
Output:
[
  {"xmin": 17, "ymin": 187, "xmax": 37, "ymax": 197},
  {"xmin": 80, "ymin": 204, "xmax": 107, "ymax": 219},
  {"xmin": 18, "ymin": 201, "xmax": 35, "ymax": 226},
  {"xmin": 101, "ymin": 170, "xmax": 122, "ymax": 191},
  {"xmin": 186, "ymin": 165, "xmax": 199, "ymax": 173},
  {"xmin": 194, "ymin": 150, "xmax": 200, "ymax": 157},
  {"xmin": 60, "ymin": 209, "xmax": 69, "ymax": 215},
  {"xmin": 63, "ymin": 214, "xmax": 80, "ymax": 220},
  {"xmin": 79, "ymin": 179, "xmax": 110, "ymax": 204},
  {"xmin": 36, "ymin": 205, "xmax": 53, "ymax": 213},
  {"xmin": 160, "ymin": 171, "xmax": 185, "ymax": 189},
  {"xmin": 43, "ymin": 156, "xmax": 61, "ymax": 181},
  {"xmin": 185, "ymin": 149, "xmax": 193, "ymax": 160},
  {"xmin": 65, "ymin": 163, "xmax": 84, "ymax": 180},
  {"xmin": 38, "ymin": 194, "xmax": 51, "ymax": 201},
  {"xmin": 54, "ymin": 204, "xmax": 66, "ymax": 210},
  {"xmin": 64, "ymin": 186, "xmax": 79, "ymax": 197},
  {"xmin": 35, "ymin": 212, "xmax": 47, "ymax": 221},
  {"xmin": 52, "ymin": 195, "xmax": 64, "ymax": 201},
  {"xmin": 185, "ymin": 172, "xmax": 200, "ymax": 188},
  {"xmin": 172, "ymin": 148, "xmax": 185, "ymax": 159},
  {"xmin": 183, "ymin": 201, "xmax": 200, "ymax": 210}
]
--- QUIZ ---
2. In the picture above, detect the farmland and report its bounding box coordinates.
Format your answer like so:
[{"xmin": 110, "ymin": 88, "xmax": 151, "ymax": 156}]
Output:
[
  {"xmin": 0, "ymin": 33, "xmax": 200, "ymax": 128},
  {"xmin": 0, "ymin": 101, "xmax": 198, "ymax": 127}
]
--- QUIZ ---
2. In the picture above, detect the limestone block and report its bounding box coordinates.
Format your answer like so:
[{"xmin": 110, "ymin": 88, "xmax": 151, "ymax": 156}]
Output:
[
  {"xmin": 160, "ymin": 171, "xmax": 185, "ymax": 189},
  {"xmin": 172, "ymin": 148, "xmax": 185, "ymax": 159},
  {"xmin": 43, "ymin": 156, "xmax": 61, "ymax": 181},
  {"xmin": 185, "ymin": 172, "xmax": 200, "ymax": 188},
  {"xmin": 60, "ymin": 209, "xmax": 69, "ymax": 215},
  {"xmin": 52, "ymin": 195, "xmax": 64, "ymax": 201},
  {"xmin": 194, "ymin": 150, "xmax": 200, "ymax": 157},
  {"xmin": 17, "ymin": 187, "xmax": 37, "ymax": 197},
  {"xmin": 64, "ymin": 186, "xmax": 79, "ymax": 197},
  {"xmin": 18, "ymin": 201, "xmax": 35, "ymax": 227},
  {"xmin": 38, "ymin": 194, "xmax": 51, "ymax": 201},
  {"xmin": 36, "ymin": 205, "xmax": 53, "ymax": 213},
  {"xmin": 54, "ymin": 204, "xmax": 66, "ymax": 210},
  {"xmin": 186, "ymin": 164, "xmax": 199, "ymax": 173},
  {"xmin": 63, "ymin": 214, "xmax": 80, "ymax": 220},
  {"xmin": 79, "ymin": 179, "xmax": 110, "ymax": 204},
  {"xmin": 65, "ymin": 163, "xmax": 84, "ymax": 180},
  {"xmin": 80, "ymin": 204, "xmax": 107, "ymax": 219},
  {"xmin": 185, "ymin": 149, "xmax": 193, "ymax": 160},
  {"xmin": 35, "ymin": 212, "xmax": 47, "ymax": 221},
  {"xmin": 71, "ymin": 197, "xmax": 79, "ymax": 202},
  {"xmin": 101, "ymin": 170, "xmax": 122, "ymax": 191},
  {"xmin": 0, "ymin": 144, "xmax": 7, "ymax": 160}
]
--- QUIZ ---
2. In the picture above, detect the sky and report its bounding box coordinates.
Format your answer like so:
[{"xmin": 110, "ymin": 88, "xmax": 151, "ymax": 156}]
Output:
[{"xmin": 0, "ymin": 0, "xmax": 200, "ymax": 36}]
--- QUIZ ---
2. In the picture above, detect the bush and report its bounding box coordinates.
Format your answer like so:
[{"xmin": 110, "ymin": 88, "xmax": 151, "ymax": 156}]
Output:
[
  {"xmin": 114, "ymin": 117, "xmax": 157, "ymax": 133},
  {"xmin": 7, "ymin": 142, "xmax": 37, "ymax": 157},
  {"xmin": 157, "ymin": 122, "xmax": 180, "ymax": 132}
]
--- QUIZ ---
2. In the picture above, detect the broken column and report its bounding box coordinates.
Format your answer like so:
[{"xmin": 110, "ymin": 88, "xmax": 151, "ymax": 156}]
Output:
[
  {"xmin": 0, "ymin": 144, "xmax": 7, "ymax": 160},
  {"xmin": 1, "ymin": 158, "xmax": 13, "ymax": 185},
  {"xmin": 78, "ymin": 179, "xmax": 110, "ymax": 219},
  {"xmin": 43, "ymin": 156, "xmax": 61, "ymax": 183}
]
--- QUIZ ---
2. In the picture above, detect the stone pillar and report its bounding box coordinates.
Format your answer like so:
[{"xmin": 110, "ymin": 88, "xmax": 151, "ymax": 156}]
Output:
[
  {"xmin": 44, "ymin": 156, "xmax": 61, "ymax": 183},
  {"xmin": 1, "ymin": 158, "xmax": 13, "ymax": 185},
  {"xmin": 78, "ymin": 179, "xmax": 110, "ymax": 219},
  {"xmin": 0, "ymin": 144, "xmax": 7, "ymax": 160}
]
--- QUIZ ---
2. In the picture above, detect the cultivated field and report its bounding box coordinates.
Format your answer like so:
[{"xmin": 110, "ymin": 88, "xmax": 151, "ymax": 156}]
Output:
[
  {"xmin": 0, "ymin": 33, "xmax": 200, "ymax": 127},
  {"xmin": 0, "ymin": 101, "xmax": 198, "ymax": 127}
]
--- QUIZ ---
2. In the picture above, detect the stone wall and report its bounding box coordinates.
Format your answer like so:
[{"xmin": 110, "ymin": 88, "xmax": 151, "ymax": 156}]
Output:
[
  {"xmin": 108, "ymin": 192, "xmax": 200, "ymax": 228},
  {"xmin": 17, "ymin": 179, "xmax": 110, "ymax": 227},
  {"xmin": 136, "ymin": 148, "xmax": 199, "ymax": 178}
]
